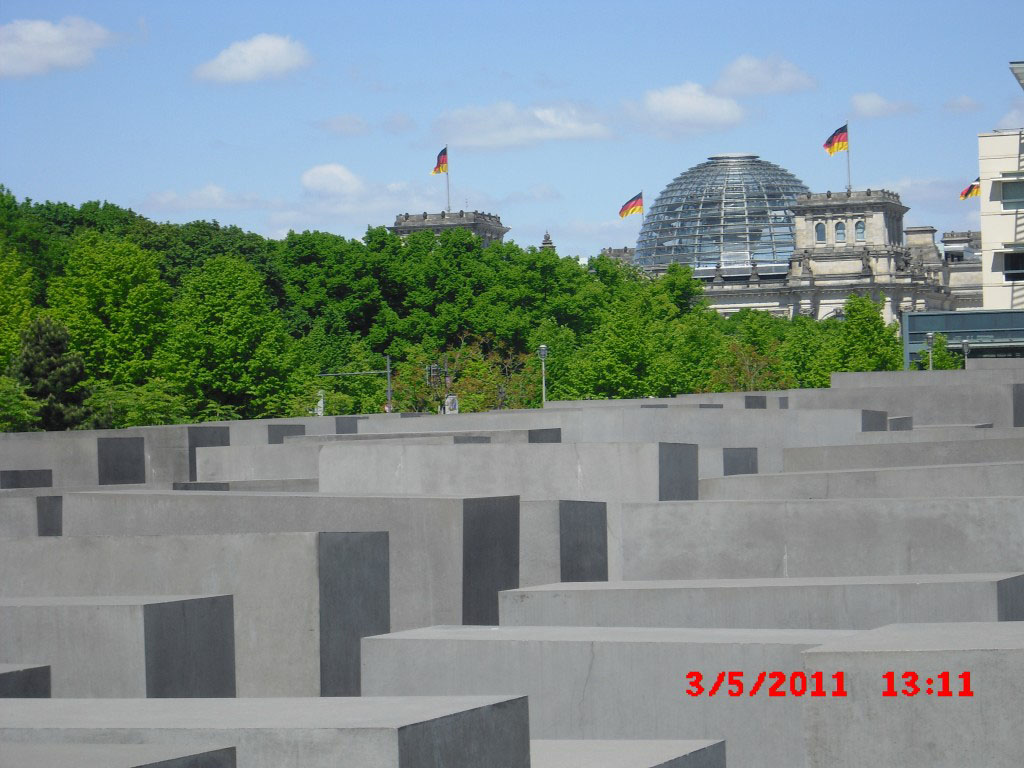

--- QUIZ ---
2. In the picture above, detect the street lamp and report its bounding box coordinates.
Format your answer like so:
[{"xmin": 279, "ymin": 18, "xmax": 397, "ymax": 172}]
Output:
[
  {"xmin": 961, "ymin": 340, "xmax": 971, "ymax": 368},
  {"xmin": 925, "ymin": 332, "xmax": 934, "ymax": 371},
  {"xmin": 538, "ymin": 345, "xmax": 548, "ymax": 407}
]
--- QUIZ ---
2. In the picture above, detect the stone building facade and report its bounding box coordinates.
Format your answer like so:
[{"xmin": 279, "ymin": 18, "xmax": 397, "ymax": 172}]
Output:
[{"xmin": 389, "ymin": 210, "xmax": 509, "ymax": 247}]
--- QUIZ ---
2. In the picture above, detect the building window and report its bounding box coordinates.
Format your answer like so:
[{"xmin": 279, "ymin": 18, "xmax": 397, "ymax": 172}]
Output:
[
  {"xmin": 815, "ymin": 222, "xmax": 826, "ymax": 243},
  {"xmin": 1002, "ymin": 180, "xmax": 1024, "ymax": 206},
  {"xmin": 1003, "ymin": 252, "xmax": 1024, "ymax": 281},
  {"xmin": 835, "ymin": 222, "xmax": 846, "ymax": 243},
  {"xmin": 855, "ymin": 221, "xmax": 865, "ymax": 241}
]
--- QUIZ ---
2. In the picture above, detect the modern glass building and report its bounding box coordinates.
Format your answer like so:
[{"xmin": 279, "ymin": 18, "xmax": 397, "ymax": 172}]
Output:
[{"xmin": 634, "ymin": 154, "xmax": 810, "ymax": 275}]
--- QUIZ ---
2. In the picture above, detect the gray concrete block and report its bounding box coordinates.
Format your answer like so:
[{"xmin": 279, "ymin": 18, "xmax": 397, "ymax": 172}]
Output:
[
  {"xmin": 61, "ymin": 491, "xmax": 517, "ymax": 632},
  {"xmin": 267, "ymin": 424, "xmax": 305, "ymax": 444},
  {"xmin": 860, "ymin": 410, "xmax": 888, "ymax": 432},
  {"xmin": 744, "ymin": 395, "xmax": 766, "ymax": 409},
  {"xmin": 559, "ymin": 501, "xmax": 608, "ymax": 582},
  {"xmin": 0, "ymin": 664, "xmax": 50, "ymax": 698},
  {"xmin": 0, "ymin": 469, "xmax": 52, "ymax": 489},
  {"xmin": 195, "ymin": 444, "xmax": 320, "ymax": 484},
  {"xmin": 530, "ymin": 739, "xmax": 725, "ymax": 768},
  {"xmin": 783, "ymin": 437, "xmax": 1024, "ymax": 472},
  {"xmin": 35, "ymin": 496, "xmax": 62, "ymax": 536},
  {"xmin": 335, "ymin": 415, "xmax": 365, "ymax": 433},
  {"xmin": 887, "ymin": 415, "xmax": 913, "ymax": 430},
  {"xmin": 617, "ymin": 498, "xmax": 1024, "ymax": 581},
  {"xmin": 0, "ymin": 742, "xmax": 237, "ymax": 768},
  {"xmin": 0, "ymin": 696, "xmax": 530, "ymax": 768},
  {"xmin": 0, "ymin": 495, "xmax": 39, "ymax": 537},
  {"xmin": 722, "ymin": 447, "xmax": 758, "ymax": 476},
  {"xmin": 0, "ymin": 532, "xmax": 388, "ymax": 697},
  {"xmin": 362, "ymin": 625, "xmax": 855, "ymax": 768},
  {"xmin": 699, "ymin": 461, "xmax": 1024, "ymax": 499},
  {"xmin": 1015, "ymin": 382, "xmax": 1024, "ymax": 427},
  {"xmin": 187, "ymin": 426, "xmax": 230, "ymax": 482},
  {"xmin": 499, "ymin": 574, "xmax": 1024, "ymax": 629},
  {"xmin": 528, "ymin": 428, "xmax": 562, "ymax": 443},
  {"xmin": 0, "ymin": 595, "xmax": 235, "ymax": 698},
  {"xmin": 97, "ymin": 437, "xmax": 146, "ymax": 485},
  {"xmin": 318, "ymin": 442, "xmax": 696, "ymax": 503},
  {"xmin": 453, "ymin": 434, "xmax": 491, "ymax": 443},
  {"xmin": 803, "ymin": 623, "xmax": 1024, "ymax": 767}
]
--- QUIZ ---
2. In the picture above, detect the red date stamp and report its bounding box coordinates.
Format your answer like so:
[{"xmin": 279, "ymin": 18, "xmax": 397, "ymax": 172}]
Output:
[
  {"xmin": 685, "ymin": 670, "xmax": 848, "ymax": 697},
  {"xmin": 685, "ymin": 670, "xmax": 974, "ymax": 698}
]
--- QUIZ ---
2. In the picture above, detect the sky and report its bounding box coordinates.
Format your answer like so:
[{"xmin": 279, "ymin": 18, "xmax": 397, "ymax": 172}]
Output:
[{"xmin": 1, "ymin": 0, "xmax": 1022, "ymax": 259}]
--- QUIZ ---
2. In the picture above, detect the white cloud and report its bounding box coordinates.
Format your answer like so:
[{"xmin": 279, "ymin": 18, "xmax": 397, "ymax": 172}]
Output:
[
  {"xmin": 434, "ymin": 101, "xmax": 610, "ymax": 149},
  {"xmin": 943, "ymin": 95, "xmax": 981, "ymax": 114},
  {"xmin": 301, "ymin": 164, "xmax": 366, "ymax": 198},
  {"xmin": 381, "ymin": 112, "xmax": 416, "ymax": 134},
  {"xmin": 0, "ymin": 16, "xmax": 112, "ymax": 78},
  {"xmin": 147, "ymin": 183, "xmax": 273, "ymax": 211},
  {"xmin": 996, "ymin": 102, "xmax": 1024, "ymax": 129},
  {"xmin": 851, "ymin": 92, "xmax": 915, "ymax": 118},
  {"xmin": 637, "ymin": 82, "xmax": 744, "ymax": 135},
  {"xmin": 194, "ymin": 33, "xmax": 311, "ymax": 83},
  {"xmin": 320, "ymin": 114, "xmax": 370, "ymax": 136},
  {"xmin": 714, "ymin": 55, "xmax": 815, "ymax": 96}
]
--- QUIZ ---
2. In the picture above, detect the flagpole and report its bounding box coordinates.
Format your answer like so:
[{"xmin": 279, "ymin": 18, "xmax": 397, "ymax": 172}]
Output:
[{"xmin": 846, "ymin": 122, "xmax": 852, "ymax": 192}]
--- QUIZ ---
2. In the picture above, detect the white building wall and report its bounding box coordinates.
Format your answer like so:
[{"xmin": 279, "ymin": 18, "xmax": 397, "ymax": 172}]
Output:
[{"xmin": 979, "ymin": 130, "xmax": 1024, "ymax": 309}]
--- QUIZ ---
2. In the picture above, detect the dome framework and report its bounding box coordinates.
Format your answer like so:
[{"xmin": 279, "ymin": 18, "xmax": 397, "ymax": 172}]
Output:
[{"xmin": 634, "ymin": 154, "xmax": 809, "ymax": 272}]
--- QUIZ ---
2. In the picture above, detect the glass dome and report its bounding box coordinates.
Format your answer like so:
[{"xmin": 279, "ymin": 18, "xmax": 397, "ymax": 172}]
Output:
[{"xmin": 634, "ymin": 154, "xmax": 809, "ymax": 272}]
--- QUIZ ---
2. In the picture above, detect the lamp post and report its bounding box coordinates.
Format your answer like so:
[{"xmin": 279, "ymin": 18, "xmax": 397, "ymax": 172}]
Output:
[
  {"xmin": 961, "ymin": 340, "xmax": 971, "ymax": 369},
  {"xmin": 925, "ymin": 332, "xmax": 934, "ymax": 371},
  {"xmin": 538, "ymin": 345, "xmax": 548, "ymax": 407}
]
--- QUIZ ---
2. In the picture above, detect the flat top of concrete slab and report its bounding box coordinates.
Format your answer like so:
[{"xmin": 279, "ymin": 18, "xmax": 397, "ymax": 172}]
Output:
[
  {"xmin": 708, "ymin": 460, "xmax": 1024, "ymax": 481},
  {"xmin": 530, "ymin": 739, "xmax": 723, "ymax": 767},
  {"xmin": 371, "ymin": 625, "xmax": 854, "ymax": 646},
  {"xmin": 0, "ymin": 663, "xmax": 48, "ymax": 674},
  {"xmin": 71, "ymin": 490, "xmax": 505, "ymax": 502},
  {"xmin": 509, "ymin": 574, "xmax": 1024, "ymax": 593},
  {"xmin": 0, "ymin": 595, "xmax": 230, "ymax": 607},
  {"xmin": 623, "ymin": 497, "xmax": 1024, "ymax": 511},
  {"xmin": 805, "ymin": 622, "xmax": 1024, "ymax": 654},
  {"xmin": 0, "ymin": 742, "xmax": 236, "ymax": 768},
  {"xmin": 0, "ymin": 696, "xmax": 525, "ymax": 730}
]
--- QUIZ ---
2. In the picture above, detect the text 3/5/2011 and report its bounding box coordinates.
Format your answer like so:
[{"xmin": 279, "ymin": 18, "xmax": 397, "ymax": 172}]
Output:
[{"xmin": 685, "ymin": 670, "xmax": 847, "ymax": 698}]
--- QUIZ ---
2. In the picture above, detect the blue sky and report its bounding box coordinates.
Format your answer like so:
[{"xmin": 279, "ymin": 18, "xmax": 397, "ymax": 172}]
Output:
[{"xmin": 2, "ymin": 1, "xmax": 1022, "ymax": 258}]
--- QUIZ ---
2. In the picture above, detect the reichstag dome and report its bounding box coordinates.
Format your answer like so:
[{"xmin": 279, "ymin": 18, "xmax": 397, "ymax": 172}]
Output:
[{"xmin": 634, "ymin": 154, "xmax": 809, "ymax": 276}]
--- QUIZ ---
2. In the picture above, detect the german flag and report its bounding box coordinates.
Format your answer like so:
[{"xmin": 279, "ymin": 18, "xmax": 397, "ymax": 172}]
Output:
[
  {"xmin": 960, "ymin": 177, "xmax": 980, "ymax": 199},
  {"xmin": 823, "ymin": 124, "xmax": 849, "ymax": 156},
  {"xmin": 431, "ymin": 146, "xmax": 448, "ymax": 175},
  {"xmin": 619, "ymin": 192, "xmax": 643, "ymax": 218}
]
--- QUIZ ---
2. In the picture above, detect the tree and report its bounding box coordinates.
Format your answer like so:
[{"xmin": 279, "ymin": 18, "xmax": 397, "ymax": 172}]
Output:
[
  {"xmin": 85, "ymin": 378, "xmax": 191, "ymax": 429},
  {"xmin": 7, "ymin": 315, "xmax": 90, "ymax": 430},
  {"xmin": 157, "ymin": 255, "xmax": 295, "ymax": 419},
  {"xmin": 836, "ymin": 295, "xmax": 903, "ymax": 372},
  {"xmin": 0, "ymin": 375, "xmax": 40, "ymax": 432},
  {"xmin": 911, "ymin": 332, "xmax": 963, "ymax": 370},
  {"xmin": 47, "ymin": 231, "xmax": 171, "ymax": 384},
  {"xmin": 0, "ymin": 246, "xmax": 36, "ymax": 369}
]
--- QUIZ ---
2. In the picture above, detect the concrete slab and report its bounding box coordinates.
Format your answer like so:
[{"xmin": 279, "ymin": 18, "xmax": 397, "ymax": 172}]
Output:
[
  {"xmin": 61, "ymin": 491, "xmax": 522, "ymax": 628},
  {"xmin": 803, "ymin": 622, "xmax": 1024, "ymax": 767},
  {"xmin": 530, "ymin": 739, "xmax": 725, "ymax": 768},
  {"xmin": 195, "ymin": 444, "xmax": 321, "ymax": 483},
  {"xmin": 783, "ymin": 437, "xmax": 1024, "ymax": 471},
  {"xmin": 0, "ymin": 532, "xmax": 389, "ymax": 697},
  {"xmin": 362, "ymin": 625, "xmax": 855, "ymax": 768},
  {"xmin": 0, "ymin": 596, "xmax": 235, "ymax": 697},
  {"xmin": 0, "ymin": 742, "xmax": 237, "ymax": 768},
  {"xmin": 499, "ymin": 574, "xmax": 1024, "ymax": 629},
  {"xmin": 0, "ymin": 664, "xmax": 50, "ymax": 698},
  {"xmin": 699, "ymin": 461, "xmax": 1024, "ymax": 500},
  {"xmin": 617, "ymin": 498, "xmax": 1024, "ymax": 581},
  {"xmin": 318, "ymin": 442, "xmax": 698, "ymax": 502},
  {"xmin": 0, "ymin": 696, "xmax": 529, "ymax": 768}
]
